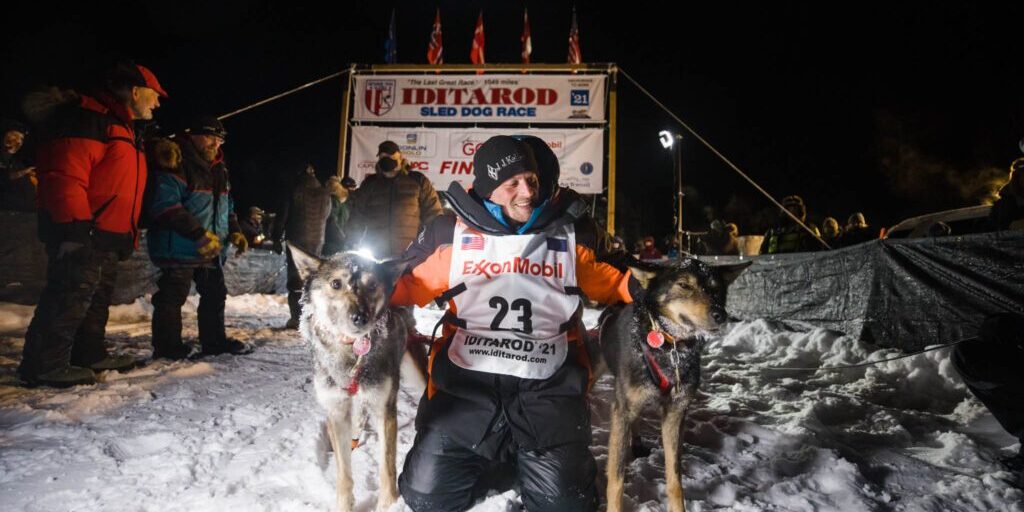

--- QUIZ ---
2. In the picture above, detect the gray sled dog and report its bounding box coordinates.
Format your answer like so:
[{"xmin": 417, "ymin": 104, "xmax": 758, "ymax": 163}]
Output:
[
  {"xmin": 587, "ymin": 257, "xmax": 750, "ymax": 512},
  {"xmin": 289, "ymin": 246, "xmax": 425, "ymax": 512}
]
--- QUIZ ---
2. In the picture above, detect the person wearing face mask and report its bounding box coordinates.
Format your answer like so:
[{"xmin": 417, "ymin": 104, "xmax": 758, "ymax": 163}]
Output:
[
  {"xmin": 345, "ymin": 140, "xmax": 443, "ymax": 259},
  {"xmin": 18, "ymin": 60, "xmax": 167, "ymax": 387},
  {"xmin": 391, "ymin": 135, "xmax": 642, "ymax": 512}
]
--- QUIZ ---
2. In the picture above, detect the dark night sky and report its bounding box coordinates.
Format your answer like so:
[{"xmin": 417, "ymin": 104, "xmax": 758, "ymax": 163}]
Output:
[{"xmin": 3, "ymin": 1, "xmax": 1021, "ymax": 242}]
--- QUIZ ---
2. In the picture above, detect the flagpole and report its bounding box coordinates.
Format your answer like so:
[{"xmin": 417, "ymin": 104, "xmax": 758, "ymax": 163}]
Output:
[
  {"xmin": 607, "ymin": 68, "xmax": 618, "ymax": 235},
  {"xmin": 336, "ymin": 64, "xmax": 356, "ymax": 178}
]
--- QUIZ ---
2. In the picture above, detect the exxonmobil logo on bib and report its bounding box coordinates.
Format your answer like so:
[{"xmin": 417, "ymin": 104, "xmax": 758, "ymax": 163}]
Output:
[{"xmin": 462, "ymin": 257, "xmax": 564, "ymax": 280}]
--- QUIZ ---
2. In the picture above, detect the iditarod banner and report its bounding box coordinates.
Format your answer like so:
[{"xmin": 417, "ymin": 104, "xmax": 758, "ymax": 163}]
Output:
[
  {"xmin": 349, "ymin": 126, "xmax": 604, "ymax": 194},
  {"xmin": 353, "ymin": 74, "xmax": 606, "ymax": 123}
]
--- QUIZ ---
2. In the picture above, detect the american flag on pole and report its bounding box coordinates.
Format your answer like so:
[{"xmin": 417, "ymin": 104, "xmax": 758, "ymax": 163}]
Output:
[
  {"xmin": 567, "ymin": 7, "xmax": 582, "ymax": 64},
  {"xmin": 426, "ymin": 8, "xmax": 443, "ymax": 65},
  {"xmin": 470, "ymin": 10, "xmax": 485, "ymax": 66},
  {"xmin": 521, "ymin": 8, "xmax": 532, "ymax": 64},
  {"xmin": 461, "ymin": 234, "xmax": 485, "ymax": 250}
]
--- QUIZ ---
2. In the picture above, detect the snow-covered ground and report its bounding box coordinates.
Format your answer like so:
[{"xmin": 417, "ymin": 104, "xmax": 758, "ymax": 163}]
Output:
[{"xmin": 0, "ymin": 295, "xmax": 1020, "ymax": 511}]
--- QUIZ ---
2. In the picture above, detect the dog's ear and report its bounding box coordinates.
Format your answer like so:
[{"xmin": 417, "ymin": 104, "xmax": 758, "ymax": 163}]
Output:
[
  {"xmin": 378, "ymin": 257, "xmax": 411, "ymax": 286},
  {"xmin": 626, "ymin": 265, "xmax": 658, "ymax": 290},
  {"xmin": 715, "ymin": 261, "xmax": 753, "ymax": 286},
  {"xmin": 287, "ymin": 243, "xmax": 322, "ymax": 282}
]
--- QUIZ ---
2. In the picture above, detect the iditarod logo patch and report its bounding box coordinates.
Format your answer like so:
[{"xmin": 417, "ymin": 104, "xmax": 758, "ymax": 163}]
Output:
[{"xmin": 365, "ymin": 80, "xmax": 396, "ymax": 116}]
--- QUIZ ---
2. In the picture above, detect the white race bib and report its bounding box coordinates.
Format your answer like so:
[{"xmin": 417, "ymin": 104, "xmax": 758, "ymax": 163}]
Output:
[{"xmin": 445, "ymin": 219, "xmax": 581, "ymax": 379}]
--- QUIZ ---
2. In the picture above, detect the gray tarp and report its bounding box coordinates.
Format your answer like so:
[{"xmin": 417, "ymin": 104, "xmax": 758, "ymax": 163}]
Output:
[
  {"xmin": 0, "ymin": 211, "xmax": 287, "ymax": 305},
  {"xmin": 701, "ymin": 230, "xmax": 1024, "ymax": 351}
]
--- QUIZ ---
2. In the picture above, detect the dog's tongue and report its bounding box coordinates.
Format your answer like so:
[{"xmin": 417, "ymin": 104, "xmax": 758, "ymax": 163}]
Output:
[{"xmin": 352, "ymin": 337, "xmax": 372, "ymax": 356}]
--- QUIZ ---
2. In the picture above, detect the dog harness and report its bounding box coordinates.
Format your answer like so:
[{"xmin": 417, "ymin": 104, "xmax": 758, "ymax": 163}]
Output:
[
  {"xmin": 643, "ymin": 310, "xmax": 681, "ymax": 393},
  {"xmin": 442, "ymin": 219, "xmax": 581, "ymax": 379}
]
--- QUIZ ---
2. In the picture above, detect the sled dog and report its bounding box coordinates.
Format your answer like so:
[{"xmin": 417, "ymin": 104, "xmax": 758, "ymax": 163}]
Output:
[
  {"xmin": 587, "ymin": 257, "xmax": 750, "ymax": 512},
  {"xmin": 289, "ymin": 246, "xmax": 423, "ymax": 512}
]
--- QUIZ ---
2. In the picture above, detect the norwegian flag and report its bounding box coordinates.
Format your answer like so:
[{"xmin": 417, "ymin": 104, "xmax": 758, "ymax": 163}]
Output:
[
  {"xmin": 461, "ymin": 234, "xmax": 485, "ymax": 250},
  {"xmin": 470, "ymin": 10, "xmax": 485, "ymax": 65},
  {"xmin": 426, "ymin": 8, "xmax": 443, "ymax": 65},
  {"xmin": 567, "ymin": 7, "xmax": 582, "ymax": 64},
  {"xmin": 521, "ymin": 8, "xmax": 532, "ymax": 64}
]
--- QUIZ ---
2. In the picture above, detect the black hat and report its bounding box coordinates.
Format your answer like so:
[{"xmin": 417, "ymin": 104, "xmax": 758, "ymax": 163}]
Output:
[
  {"xmin": 1, "ymin": 119, "xmax": 28, "ymax": 135},
  {"xmin": 340, "ymin": 176, "xmax": 357, "ymax": 189},
  {"xmin": 471, "ymin": 135, "xmax": 538, "ymax": 198},
  {"xmin": 187, "ymin": 116, "xmax": 227, "ymax": 139},
  {"xmin": 513, "ymin": 135, "xmax": 558, "ymax": 202},
  {"xmin": 378, "ymin": 140, "xmax": 400, "ymax": 155}
]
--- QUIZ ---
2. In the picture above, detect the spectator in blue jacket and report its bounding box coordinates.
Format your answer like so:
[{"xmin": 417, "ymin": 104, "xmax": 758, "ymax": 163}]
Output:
[{"xmin": 146, "ymin": 116, "xmax": 251, "ymax": 359}]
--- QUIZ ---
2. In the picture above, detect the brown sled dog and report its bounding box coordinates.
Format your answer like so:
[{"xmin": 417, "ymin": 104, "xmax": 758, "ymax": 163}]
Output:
[
  {"xmin": 289, "ymin": 246, "xmax": 425, "ymax": 512},
  {"xmin": 587, "ymin": 258, "xmax": 750, "ymax": 512}
]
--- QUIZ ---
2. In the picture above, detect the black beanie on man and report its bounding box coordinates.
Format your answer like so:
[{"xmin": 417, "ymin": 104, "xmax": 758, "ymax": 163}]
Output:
[{"xmin": 471, "ymin": 135, "xmax": 538, "ymax": 199}]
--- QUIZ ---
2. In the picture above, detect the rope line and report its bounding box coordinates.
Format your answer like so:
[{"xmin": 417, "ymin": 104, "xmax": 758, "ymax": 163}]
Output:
[
  {"xmin": 618, "ymin": 67, "xmax": 830, "ymax": 249},
  {"xmin": 218, "ymin": 69, "xmax": 351, "ymax": 121}
]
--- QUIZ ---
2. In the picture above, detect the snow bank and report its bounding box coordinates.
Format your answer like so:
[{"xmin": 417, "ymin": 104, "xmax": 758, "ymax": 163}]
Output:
[{"xmin": 0, "ymin": 303, "xmax": 1020, "ymax": 511}]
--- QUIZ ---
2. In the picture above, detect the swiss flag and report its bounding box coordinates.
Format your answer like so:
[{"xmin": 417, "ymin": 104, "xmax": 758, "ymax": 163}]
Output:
[
  {"xmin": 426, "ymin": 8, "xmax": 443, "ymax": 65},
  {"xmin": 521, "ymin": 8, "xmax": 532, "ymax": 64},
  {"xmin": 470, "ymin": 11, "xmax": 485, "ymax": 66}
]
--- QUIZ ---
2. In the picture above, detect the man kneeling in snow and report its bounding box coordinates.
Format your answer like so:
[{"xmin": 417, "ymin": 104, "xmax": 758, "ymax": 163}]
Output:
[{"xmin": 390, "ymin": 135, "xmax": 640, "ymax": 511}]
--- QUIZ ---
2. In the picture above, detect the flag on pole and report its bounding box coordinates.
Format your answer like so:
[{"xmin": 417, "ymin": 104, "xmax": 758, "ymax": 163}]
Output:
[
  {"xmin": 470, "ymin": 10, "xmax": 485, "ymax": 65},
  {"xmin": 567, "ymin": 7, "xmax": 582, "ymax": 64},
  {"xmin": 384, "ymin": 8, "xmax": 397, "ymax": 64},
  {"xmin": 521, "ymin": 8, "xmax": 532, "ymax": 64},
  {"xmin": 427, "ymin": 8, "xmax": 443, "ymax": 65}
]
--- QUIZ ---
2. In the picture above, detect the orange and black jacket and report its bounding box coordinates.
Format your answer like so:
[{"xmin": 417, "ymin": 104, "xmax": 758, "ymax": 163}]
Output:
[
  {"xmin": 34, "ymin": 92, "xmax": 147, "ymax": 252},
  {"xmin": 391, "ymin": 182, "xmax": 638, "ymax": 451}
]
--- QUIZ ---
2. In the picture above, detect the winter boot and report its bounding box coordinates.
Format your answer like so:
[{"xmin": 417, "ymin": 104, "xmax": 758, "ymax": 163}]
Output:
[
  {"xmin": 25, "ymin": 365, "xmax": 97, "ymax": 388},
  {"xmin": 87, "ymin": 354, "xmax": 142, "ymax": 373},
  {"xmin": 152, "ymin": 343, "xmax": 196, "ymax": 361},
  {"xmin": 201, "ymin": 338, "xmax": 254, "ymax": 356}
]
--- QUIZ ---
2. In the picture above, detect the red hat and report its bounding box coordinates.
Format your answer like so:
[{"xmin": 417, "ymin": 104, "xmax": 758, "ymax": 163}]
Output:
[{"xmin": 135, "ymin": 64, "xmax": 168, "ymax": 98}]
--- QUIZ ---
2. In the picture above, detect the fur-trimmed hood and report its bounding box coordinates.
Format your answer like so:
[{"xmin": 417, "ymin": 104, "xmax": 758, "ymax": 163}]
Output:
[{"xmin": 21, "ymin": 86, "xmax": 80, "ymax": 128}]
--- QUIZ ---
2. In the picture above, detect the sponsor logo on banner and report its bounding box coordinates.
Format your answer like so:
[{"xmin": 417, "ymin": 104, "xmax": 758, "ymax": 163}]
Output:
[
  {"xmin": 354, "ymin": 75, "xmax": 606, "ymax": 123},
  {"xmin": 365, "ymin": 80, "xmax": 396, "ymax": 116},
  {"xmin": 349, "ymin": 126, "xmax": 603, "ymax": 194},
  {"xmin": 570, "ymin": 89, "xmax": 590, "ymax": 106}
]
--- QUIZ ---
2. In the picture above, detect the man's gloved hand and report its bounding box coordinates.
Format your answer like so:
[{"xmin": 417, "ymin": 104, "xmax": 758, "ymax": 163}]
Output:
[
  {"xmin": 229, "ymin": 232, "xmax": 248, "ymax": 256},
  {"xmin": 56, "ymin": 241, "xmax": 86, "ymax": 260},
  {"xmin": 195, "ymin": 231, "xmax": 222, "ymax": 258},
  {"xmin": 272, "ymin": 240, "xmax": 283, "ymax": 254}
]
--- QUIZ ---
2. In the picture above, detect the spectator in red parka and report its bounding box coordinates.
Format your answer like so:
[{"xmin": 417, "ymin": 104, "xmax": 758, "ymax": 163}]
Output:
[
  {"xmin": 638, "ymin": 235, "xmax": 662, "ymax": 260},
  {"xmin": 18, "ymin": 60, "xmax": 167, "ymax": 388}
]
